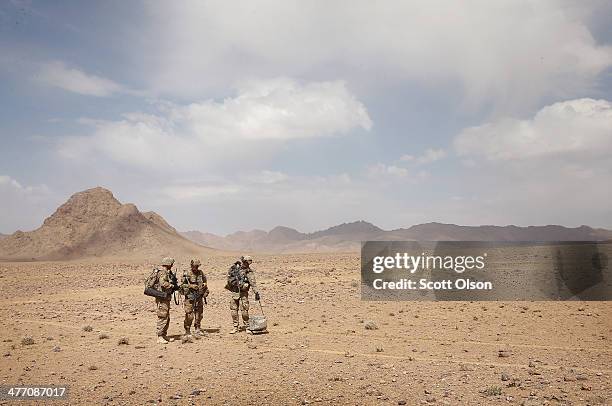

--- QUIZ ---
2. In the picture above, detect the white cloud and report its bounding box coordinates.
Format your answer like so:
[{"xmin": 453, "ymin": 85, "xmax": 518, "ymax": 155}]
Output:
[
  {"xmin": 401, "ymin": 148, "xmax": 447, "ymax": 165},
  {"xmin": 59, "ymin": 78, "xmax": 371, "ymax": 170},
  {"xmin": 0, "ymin": 175, "xmax": 23, "ymax": 189},
  {"xmin": 161, "ymin": 184, "xmax": 243, "ymax": 202},
  {"xmin": 449, "ymin": 98, "xmax": 612, "ymax": 229},
  {"xmin": 140, "ymin": 1, "xmax": 612, "ymax": 111},
  {"xmin": 175, "ymin": 78, "xmax": 372, "ymax": 140},
  {"xmin": 154, "ymin": 171, "xmax": 350, "ymax": 207},
  {"xmin": 367, "ymin": 163, "xmax": 409, "ymax": 178},
  {"xmin": 418, "ymin": 148, "xmax": 447, "ymax": 164},
  {"xmin": 0, "ymin": 175, "xmax": 49, "ymax": 195},
  {"xmin": 248, "ymin": 170, "xmax": 288, "ymax": 184},
  {"xmin": 0, "ymin": 176, "xmax": 52, "ymax": 232},
  {"xmin": 36, "ymin": 61, "xmax": 123, "ymax": 97},
  {"xmin": 454, "ymin": 98, "xmax": 612, "ymax": 161}
]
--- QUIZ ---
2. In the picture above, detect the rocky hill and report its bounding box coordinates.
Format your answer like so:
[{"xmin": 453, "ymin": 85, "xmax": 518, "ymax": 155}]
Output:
[
  {"xmin": 182, "ymin": 221, "xmax": 612, "ymax": 253},
  {"xmin": 142, "ymin": 211, "xmax": 177, "ymax": 234},
  {"xmin": 0, "ymin": 187, "xmax": 213, "ymax": 260}
]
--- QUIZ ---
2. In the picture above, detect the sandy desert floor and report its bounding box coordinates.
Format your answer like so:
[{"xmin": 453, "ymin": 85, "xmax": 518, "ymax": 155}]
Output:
[{"xmin": 0, "ymin": 253, "xmax": 610, "ymax": 405}]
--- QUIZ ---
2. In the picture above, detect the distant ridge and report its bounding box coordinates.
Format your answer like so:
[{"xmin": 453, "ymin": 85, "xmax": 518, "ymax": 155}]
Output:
[
  {"xmin": 182, "ymin": 221, "xmax": 612, "ymax": 253},
  {"xmin": 0, "ymin": 187, "xmax": 214, "ymax": 260},
  {"xmin": 3, "ymin": 187, "xmax": 610, "ymax": 257}
]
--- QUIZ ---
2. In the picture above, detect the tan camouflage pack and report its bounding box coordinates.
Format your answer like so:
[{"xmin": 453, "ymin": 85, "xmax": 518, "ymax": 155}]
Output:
[
  {"xmin": 145, "ymin": 268, "xmax": 160, "ymax": 290},
  {"xmin": 144, "ymin": 268, "xmax": 169, "ymax": 299}
]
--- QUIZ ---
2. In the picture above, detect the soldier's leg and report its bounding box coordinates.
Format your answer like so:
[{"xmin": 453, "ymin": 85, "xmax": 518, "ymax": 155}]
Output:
[
  {"xmin": 183, "ymin": 299, "xmax": 194, "ymax": 334},
  {"xmin": 156, "ymin": 298, "xmax": 171, "ymax": 337},
  {"xmin": 194, "ymin": 299, "xmax": 204, "ymax": 330},
  {"xmin": 240, "ymin": 294, "xmax": 250, "ymax": 328},
  {"xmin": 230, "ymin": 297, "xmax": 240, "ymax": 329}
]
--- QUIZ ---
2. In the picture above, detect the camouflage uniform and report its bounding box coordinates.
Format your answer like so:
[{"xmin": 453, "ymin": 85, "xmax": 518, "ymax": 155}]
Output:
[
  {"xmin": 229, "ymin": 264, "xmax": 258, "ymax": 330},
  {"xmin": 181, "ymin": 266, "xmax": 208, "ymax": 335},
  {"xmin": 154, "ymin": 266, "xmax": 174, "ymax": 338}
]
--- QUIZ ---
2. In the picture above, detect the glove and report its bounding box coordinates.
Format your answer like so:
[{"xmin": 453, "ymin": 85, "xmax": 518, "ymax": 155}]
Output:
[{"xmin": 255, "ymin": 292, "xmax": 260, "ymax": 301}]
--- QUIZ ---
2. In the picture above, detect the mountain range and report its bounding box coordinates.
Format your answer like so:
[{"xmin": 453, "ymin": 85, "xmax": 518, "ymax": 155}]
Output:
[
  {"xmin": 181, "ymin": 220, "xmax": 612, "ymax": 253},
  {"xmin": 1, "ymin": 186, "xmax": 611, "ymax": 260}
]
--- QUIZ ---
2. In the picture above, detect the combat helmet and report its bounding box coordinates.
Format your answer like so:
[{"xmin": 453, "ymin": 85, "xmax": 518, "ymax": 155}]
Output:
[{"xmin": 161, "ymin": 257, "xmax": 175, "ymax": 267}]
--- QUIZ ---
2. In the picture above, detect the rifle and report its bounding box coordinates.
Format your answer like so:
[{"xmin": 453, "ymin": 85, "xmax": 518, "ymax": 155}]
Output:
[
  {"xmin": 182, "ymin": 274, "xmax": 208, "ymax": 305},
  {"xmin": 168, "ymin": 269, "xmax": 180, "ymax": 305}
]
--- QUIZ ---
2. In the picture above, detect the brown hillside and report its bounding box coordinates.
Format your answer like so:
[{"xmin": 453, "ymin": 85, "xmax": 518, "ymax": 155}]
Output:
[
  {"xmin": 0, "ymin": 187, "xmax": 214, "ymax": 260},
  {"xmin": 142, "ymin": 211, "xmax": 177, "ymax": 234}
]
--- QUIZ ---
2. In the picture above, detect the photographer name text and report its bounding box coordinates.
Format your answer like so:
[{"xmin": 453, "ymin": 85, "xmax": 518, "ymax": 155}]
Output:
[{"xmin": 372, "ymin": 278, "xmax": 493, "ymax": 291}]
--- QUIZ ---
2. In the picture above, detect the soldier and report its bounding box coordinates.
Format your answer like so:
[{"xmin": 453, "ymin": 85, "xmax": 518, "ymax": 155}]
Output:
[
  {"xmin": 181, "ymin": 259, "xmax": 208, "ymax": 337},
  {"xmin": 226, "ymin": 255, "xmax": 260, "ymax": 334},
  {"xmin": 154, "ymin": 257, "xmax": 176, "ymax": 344}
]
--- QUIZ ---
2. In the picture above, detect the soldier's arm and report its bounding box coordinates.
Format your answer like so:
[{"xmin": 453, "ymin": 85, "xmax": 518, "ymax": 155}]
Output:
[
  {"xmin": 178, "ymin": 272, "xmax": 189, "ymax": 294},
  {"xmin": 199, "ymin": 275, "xmax": 208, "ymax": 294},
  {"xmin": 186, "ymin": 274, "xmax": 198, "ymax": 290},
  {"xmin": 248, "ymin": 271, "xmax": 258, "ymax": 294},
  {"xmin": 183, "ymin": 280, "xmax": 198, "ymax": 291},
  {"xmin": 159, "ymin": 271, "xmax": 172, "ymax": 291},
  {"xmin": 191, "ymin": 274, "xmax": 204, "ymax": 292}
]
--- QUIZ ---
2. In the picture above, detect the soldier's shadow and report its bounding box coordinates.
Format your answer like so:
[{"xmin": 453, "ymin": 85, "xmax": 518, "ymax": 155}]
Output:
[
  {"xmin": 167, "ymin": 328, "xmax": 221, "ymax": 340},
  {"xmin": 203, "ymin": 327, "xmax": 220, "ymax": 333},
  {"xmin": 247, "ymin": 330, "xmax": 269, "ymax": 335}
]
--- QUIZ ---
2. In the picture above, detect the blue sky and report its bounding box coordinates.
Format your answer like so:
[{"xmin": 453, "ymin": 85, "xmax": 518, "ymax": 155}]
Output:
[{"xmin": 1, "ymin": 1, "xmax": 611, "ymax": 234}]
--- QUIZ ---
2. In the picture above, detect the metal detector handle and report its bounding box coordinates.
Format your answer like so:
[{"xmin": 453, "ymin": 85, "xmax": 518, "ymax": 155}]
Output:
[{"xmin": 257, "ymin": 299, "xmax": 265, "ymax": 316}]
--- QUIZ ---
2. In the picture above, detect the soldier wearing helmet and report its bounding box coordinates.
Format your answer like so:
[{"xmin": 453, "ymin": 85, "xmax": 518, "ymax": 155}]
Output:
[
  {"xmin": 180, "ymin": 259, "xmax": 209, "ymax": 337},
  {"xmin": 226, "ymin": 255, "xmax": 260, "ymax": 334},
  {"xmin": 155, "ymin": 257, "xmax": 176, "ymax": 344}
]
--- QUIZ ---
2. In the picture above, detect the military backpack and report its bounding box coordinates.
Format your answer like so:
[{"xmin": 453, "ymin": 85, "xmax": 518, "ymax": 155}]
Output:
[
  {"xmin": 224, "ymin": 262, "xmax": 246, "ymax": 292},
  {"xmin": 144, "ymin": 268, "xmax": 168, "ymax": 299}
]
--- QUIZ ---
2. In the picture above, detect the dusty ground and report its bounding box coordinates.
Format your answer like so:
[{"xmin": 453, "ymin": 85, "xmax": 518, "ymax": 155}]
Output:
[{"xmin": 0, "ymin": 254, "xmax": 610, "ymax": 405}]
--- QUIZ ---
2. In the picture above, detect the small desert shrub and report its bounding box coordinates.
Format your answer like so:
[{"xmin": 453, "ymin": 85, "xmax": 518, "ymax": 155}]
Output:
[
  {"xmin": 98, "ymin": 333, "xmax": 110, "ymax": 340},
  {"xmin": 21, "ymin": 336, "xmax": 35, "ymax": 346},
  {"xmin": 117, "ymin": 337, "xmax": 129, "ymax": 345},
  {"xmin": 82, "ymin": 325, "xmax": 93, "ymax": 332},
  {"xmin": 364, "ymin": 321, "xmax": 378, "ymax": 330},
  {"xmin": 88, "ymin": 365, "xmax": 98, "ymax": 371},
  {"xmin": 483, "ymin": 386, "xmax": 502, "ymax": 396}
]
